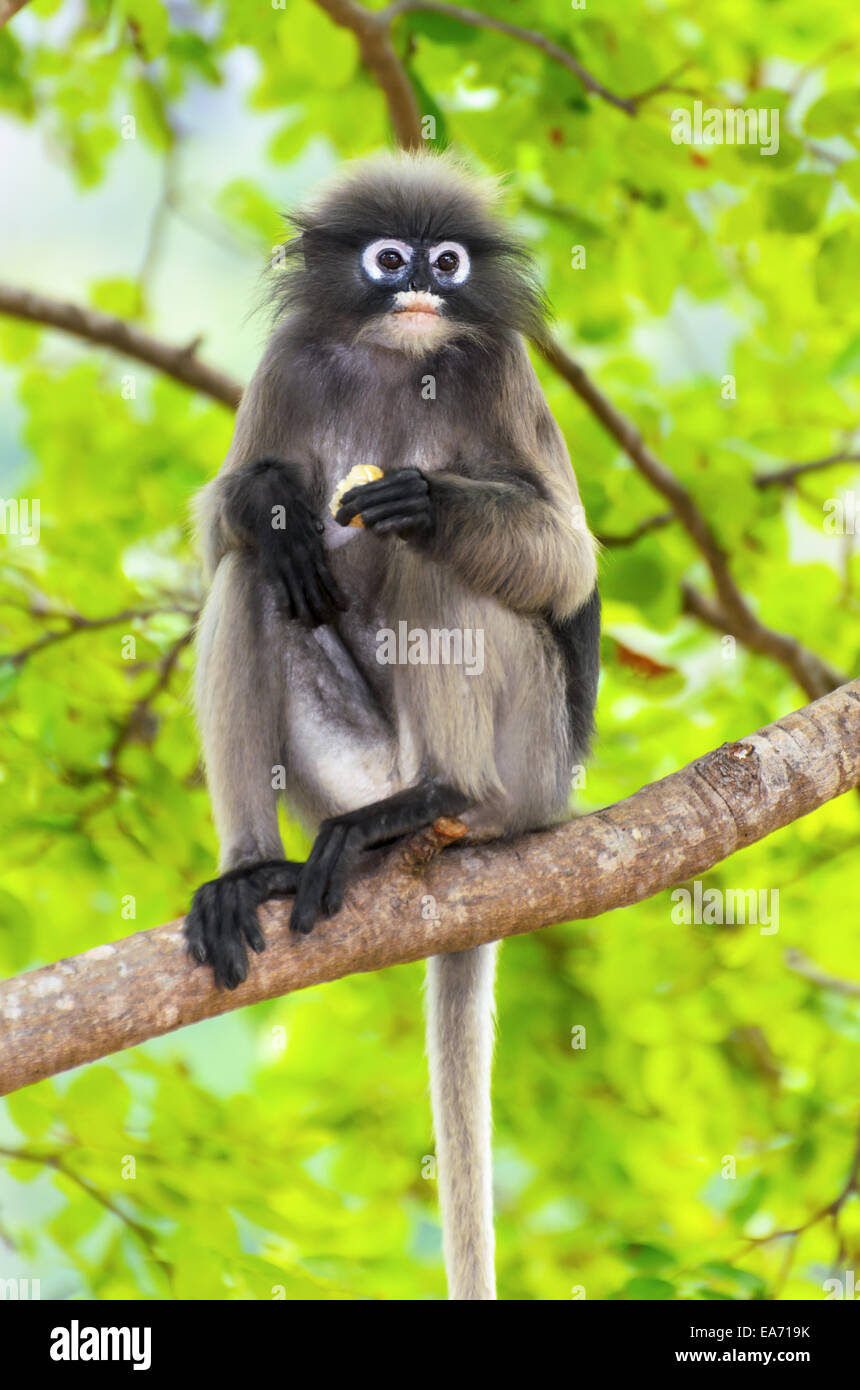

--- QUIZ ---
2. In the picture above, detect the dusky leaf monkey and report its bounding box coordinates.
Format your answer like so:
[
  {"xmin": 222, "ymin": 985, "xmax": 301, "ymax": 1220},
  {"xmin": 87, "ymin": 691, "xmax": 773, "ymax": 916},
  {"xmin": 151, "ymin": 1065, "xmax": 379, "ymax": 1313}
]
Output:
[{"xmin": 184, "ymin": 151, "xmax": 600, "ymax": 1300}]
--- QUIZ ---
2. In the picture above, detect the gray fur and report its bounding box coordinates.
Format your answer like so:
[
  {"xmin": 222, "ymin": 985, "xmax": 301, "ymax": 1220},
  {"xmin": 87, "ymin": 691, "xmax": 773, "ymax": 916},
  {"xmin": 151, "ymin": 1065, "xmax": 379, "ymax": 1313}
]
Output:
[{"xmin": 192, "ymin": 152, "xmax": 599, "ymax": 1298}]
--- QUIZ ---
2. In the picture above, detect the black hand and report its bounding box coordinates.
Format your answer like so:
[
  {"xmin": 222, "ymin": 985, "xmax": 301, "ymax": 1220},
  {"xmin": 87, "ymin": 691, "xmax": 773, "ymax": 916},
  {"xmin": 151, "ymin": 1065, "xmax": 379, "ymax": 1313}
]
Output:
[
  {"xmin": 225, "ymin": 458, "xmax": 347, "ymax": 626},
  {"xmin": 335, "ymin": 468, "xmax": 435, "ymax": 541},
  {"xmin": 185, "ymin": 859, "xmax": 300, "ymax": 989}
]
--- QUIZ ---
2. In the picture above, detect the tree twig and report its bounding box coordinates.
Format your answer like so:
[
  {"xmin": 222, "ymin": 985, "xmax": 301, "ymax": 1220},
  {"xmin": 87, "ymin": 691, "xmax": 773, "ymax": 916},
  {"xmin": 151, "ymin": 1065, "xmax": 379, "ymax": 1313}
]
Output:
[
  {"xmin": 380, "ymin": 0, "xmax": 636, "ymax": 115},
  {"xmin": 595, "ymin": 511, "xmax": 674, "ymax": 548},
  {"xmin": 755, "ymin": 450, "xmax": 860, "ymax": 489},
  {"xmin": 679, "ymin": 582, "xmax": 845, "ymax": 699},
  {"xmin": 313, "ymin": 0, "xmax": 424, "ymax": 148},
  {"xmin": 0, "ymin": 282, "xmax": 243, "ymax": 408},
  {"xmin": 1, "ymin": 603, "xmax": 196, "ymax": 669},
  {"xmin": 1, "ymin": 679, "xmax": 858, "ymax": 1095},
  {"xmin": 539, "ymin": 336, "xmax": 848, "ymax": 701},
  {"xmin": 784, "ymin": 949, "xmax": 860, "ymax": 997}
]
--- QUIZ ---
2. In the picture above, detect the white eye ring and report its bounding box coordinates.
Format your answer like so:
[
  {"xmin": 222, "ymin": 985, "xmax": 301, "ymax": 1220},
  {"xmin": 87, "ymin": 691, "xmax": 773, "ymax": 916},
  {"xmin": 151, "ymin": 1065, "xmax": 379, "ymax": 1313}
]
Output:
[
  {"xmin": 361, "ymin": 238, "xmax": 413, "ymax": 280},
  {"xmin": 429, "ymin": 241, "xmax": 470, "ymax": 284}
]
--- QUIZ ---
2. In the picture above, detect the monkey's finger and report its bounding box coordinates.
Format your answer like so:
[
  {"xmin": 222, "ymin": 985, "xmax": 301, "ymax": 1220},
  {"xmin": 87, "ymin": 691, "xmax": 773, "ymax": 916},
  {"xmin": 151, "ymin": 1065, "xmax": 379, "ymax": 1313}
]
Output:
[
  {"xmin": 238, "ymin": 881, "xmax": 266, "ymax": 955},
  {"xmin": 296, "ymin": 561, "xmax": 331, "ymax": 626},
  {"xmin": 334, "ymin": 482, "xmax": 416, "ymax": 523},
  {"xmin": 278, "ymin": 557, "xmax": 312, "ymax": 625},
  {"xmin": 305, "ymin": 822, "xmax": 352, "ymax": 924},
  {"xmin": 311, "ymin": 553, "xmax": 348, "ymax": 611},
  {"xmin": 184, "ymin": 888, "xmax": 210, "ymax": 965},
  {"xmin": 338, "ymin": 475, "xmax": 424, "ymax": 513},
  {"xmin": 213, "ymin": 879, "xmax": 250, "ymax": 989},
  {"xmin": 333, "ymin": 492, "xmax": 425, "ymax": 528},
  {"xmin": 360, "ymin": 500, "xmax": 430, "ymax": 527},
  {"xmin": 321, "ymin": 824, "xmax": 363, "ymax": 918},
  {"xmin": 341, "ymin": 474, "xmax": 423, "ymax": 502},
  {"xmin": 290, "ymin": 823, "xmax": 349, "ymax": 934}
]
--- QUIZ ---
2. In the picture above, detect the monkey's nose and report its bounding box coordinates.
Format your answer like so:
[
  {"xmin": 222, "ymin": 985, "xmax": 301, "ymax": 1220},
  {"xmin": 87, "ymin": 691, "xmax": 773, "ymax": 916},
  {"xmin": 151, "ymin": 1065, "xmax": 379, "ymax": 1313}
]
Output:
[{"xmin": 408, "ymin": 277, "xmax": 430, "ymax": 293}]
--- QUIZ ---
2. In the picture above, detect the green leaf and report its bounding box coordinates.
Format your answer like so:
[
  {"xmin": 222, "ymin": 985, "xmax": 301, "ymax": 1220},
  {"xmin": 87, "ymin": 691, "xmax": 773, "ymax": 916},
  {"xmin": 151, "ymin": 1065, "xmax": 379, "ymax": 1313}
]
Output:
[
  {"xmin": 620, "ymin": 1276, "xmax": 676, "ymax": 1299},
  {"xmin": 805, "ymin": 88, "xmax": 860, "ymax": 139},
  {"xmin": 815, "ymin": 225, "xmax": 860, "ymax": 306},
  {"xmin": 767, "ymin": 174, "xmax": 830, "ymax": 234}
]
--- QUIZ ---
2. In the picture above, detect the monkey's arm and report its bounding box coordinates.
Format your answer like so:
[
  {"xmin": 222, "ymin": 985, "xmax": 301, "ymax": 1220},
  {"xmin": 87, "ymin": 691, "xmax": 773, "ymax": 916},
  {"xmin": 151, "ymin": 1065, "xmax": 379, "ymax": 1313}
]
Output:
[{"xmin": 336, "ymin": 468, "xmax": 596, "ymax": 619}]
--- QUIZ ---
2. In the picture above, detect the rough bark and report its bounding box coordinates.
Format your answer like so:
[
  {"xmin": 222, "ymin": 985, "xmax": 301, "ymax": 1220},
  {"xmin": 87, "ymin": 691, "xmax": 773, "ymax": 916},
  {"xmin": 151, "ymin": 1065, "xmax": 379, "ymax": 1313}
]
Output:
[{"xmin": 2, "ymin": 680, "xmax": 858, "ymax": 1096}]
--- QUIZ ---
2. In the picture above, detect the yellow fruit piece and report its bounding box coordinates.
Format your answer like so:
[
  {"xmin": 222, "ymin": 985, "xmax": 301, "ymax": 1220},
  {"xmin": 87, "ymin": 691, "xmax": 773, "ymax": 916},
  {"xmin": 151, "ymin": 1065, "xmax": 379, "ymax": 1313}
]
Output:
[{"xmin": 329, "ymin": 464, "xmax": 384, "ymax": 527}]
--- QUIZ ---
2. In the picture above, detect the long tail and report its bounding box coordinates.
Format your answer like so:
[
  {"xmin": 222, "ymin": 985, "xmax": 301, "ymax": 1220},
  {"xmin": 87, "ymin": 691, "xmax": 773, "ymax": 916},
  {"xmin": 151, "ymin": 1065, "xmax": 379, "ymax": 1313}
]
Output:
[{"xmin": 425, "ymin": 943, "xmax": 499, "ymax": 1300}]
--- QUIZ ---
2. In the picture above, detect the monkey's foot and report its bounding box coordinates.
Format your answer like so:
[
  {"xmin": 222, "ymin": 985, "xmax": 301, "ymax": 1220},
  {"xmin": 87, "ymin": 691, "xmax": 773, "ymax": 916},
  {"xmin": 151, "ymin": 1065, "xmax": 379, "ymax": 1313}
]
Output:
[
  {"xmin": 185, "ymin": 859, "xmax": 301, "ymax": 990},
  {"xmin": 290, "ymin": 819, "xmax": 366, "ymax": 935},
  {"xmin": 290, "ymin": 782, "xmax": 469, "ymax": 935}
]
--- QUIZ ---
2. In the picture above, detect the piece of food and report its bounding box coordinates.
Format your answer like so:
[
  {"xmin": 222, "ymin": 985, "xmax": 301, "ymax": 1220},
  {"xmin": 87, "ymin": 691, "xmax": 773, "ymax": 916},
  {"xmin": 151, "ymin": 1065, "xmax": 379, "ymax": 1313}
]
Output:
[{"xmin": 329, "ymin": 464, "xmax": 384, "ymax": 527}]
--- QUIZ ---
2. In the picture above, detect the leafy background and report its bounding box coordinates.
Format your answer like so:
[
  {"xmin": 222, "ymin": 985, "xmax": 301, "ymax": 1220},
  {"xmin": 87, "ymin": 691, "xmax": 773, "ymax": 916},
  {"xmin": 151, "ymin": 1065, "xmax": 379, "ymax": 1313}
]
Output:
[{"xmin": 0, "ymin": 0, "xmax": 859, "ymax": 1301}]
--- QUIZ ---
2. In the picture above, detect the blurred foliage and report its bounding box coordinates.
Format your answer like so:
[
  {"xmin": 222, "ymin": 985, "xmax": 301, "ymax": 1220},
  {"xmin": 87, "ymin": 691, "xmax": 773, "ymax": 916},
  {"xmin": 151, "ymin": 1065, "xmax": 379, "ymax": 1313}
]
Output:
[{"xmin": 0, "ymin": 0, "xmax": 859, "ymax": 1301}]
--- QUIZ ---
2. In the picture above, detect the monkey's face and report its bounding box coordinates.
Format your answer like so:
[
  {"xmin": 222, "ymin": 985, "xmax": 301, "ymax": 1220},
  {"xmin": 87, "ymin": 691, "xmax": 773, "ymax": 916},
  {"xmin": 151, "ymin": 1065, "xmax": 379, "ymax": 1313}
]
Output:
[
  {"xmin": 276, "ymin": 153, "xmax": 545, "ymax": 355},
  {"xmin": 355, "ymin": 236, "xmax": 471, "ymax": 355}
]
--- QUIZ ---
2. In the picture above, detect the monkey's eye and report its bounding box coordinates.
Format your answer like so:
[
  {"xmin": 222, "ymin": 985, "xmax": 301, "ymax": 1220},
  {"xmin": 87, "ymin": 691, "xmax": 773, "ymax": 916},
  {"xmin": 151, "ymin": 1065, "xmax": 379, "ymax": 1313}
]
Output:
[
  {"xmin": 361, "ymin": 238, "xmax": 413, "ymax": 281},
  {"xmin": 429, "ymin": 241, "xmax": 470, "ymax": 285}
]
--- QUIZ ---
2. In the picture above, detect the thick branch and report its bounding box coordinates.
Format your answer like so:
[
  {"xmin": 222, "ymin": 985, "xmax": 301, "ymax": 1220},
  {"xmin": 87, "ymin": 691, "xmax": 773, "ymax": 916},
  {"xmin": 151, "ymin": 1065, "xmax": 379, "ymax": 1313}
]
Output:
[
  {"xmin": 0, "ymin": 282, "xmax": 243, "ymax": 409},
  {"xmin": 2, "ymin": 680, "xmax": 858, "ymax": 1096},
  {"xmin": 314, "ymin": 0, "xmax": 423, "ymax": 148}
]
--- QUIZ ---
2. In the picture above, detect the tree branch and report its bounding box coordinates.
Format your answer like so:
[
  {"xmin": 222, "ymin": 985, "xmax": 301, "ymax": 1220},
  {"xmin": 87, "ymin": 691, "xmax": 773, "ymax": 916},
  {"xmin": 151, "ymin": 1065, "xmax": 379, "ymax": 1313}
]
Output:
[
  {"xmin": 540, "ymin": 336, "xmax": 849, "ymax": 702},
  {"xmin": 381, "ymin": 0, "xmax": 636, "ymax": 115},
  {"xmin": 1, "ymin": 680, "xmax": 858, "ymax": 1096},
  {"xmin": 784, "ymin": 949, "xmax": 860, "ymax": 997},
  {"xmin": 0, "ymin": 282, "xmax": 243, "ymax": 409},
  {"xmin": 1, "ymin": 601, "xmax": 197, "ymax": 669},
  {"xmin": 679, "ymin": 582, "xmax": 846, "ymax": 699},
  {"xmin": 595, "ymin": 511, "xmax": 674, "ymax": 548},
  {"xmin": 755, "ymin": 450, "xmax": 860, "ymax": 489},
  {"xmin": 313, "ymin": 0, "xmax": 423, "ymax": 148},
  {"xmin": 0, "ymin": 0, "xmax": 31, "ymax": 27}
]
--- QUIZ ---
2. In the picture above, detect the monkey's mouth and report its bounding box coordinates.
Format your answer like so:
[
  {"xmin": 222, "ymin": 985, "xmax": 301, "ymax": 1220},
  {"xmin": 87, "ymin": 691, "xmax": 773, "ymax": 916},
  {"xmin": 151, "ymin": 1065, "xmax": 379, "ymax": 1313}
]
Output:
[{"xmin": 392, "ymin": 290, "xmax": 442, "ymax": 319}]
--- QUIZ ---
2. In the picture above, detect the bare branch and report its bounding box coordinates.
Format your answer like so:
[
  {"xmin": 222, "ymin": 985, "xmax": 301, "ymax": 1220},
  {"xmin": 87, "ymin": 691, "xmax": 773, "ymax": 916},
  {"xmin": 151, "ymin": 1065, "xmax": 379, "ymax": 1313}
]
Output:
[
  {"xmin": 1, "ymin": 680, "xmax": 858, "ymax": 1095},
  {"xmin": 595, "ymin": 511, "xmax": 674, "ymax": 548},
  {"xmin": 103, "ymin": 627, "xmax": 195, "ymax": 784},
  {"xmin": 0, "ymin": 0, "xmax": 31, "ymax": 27},
  {"xmin": 0, "ymin": 282, "xmax": 243, "ymax": 409},
  {"xmin": 784, "ymin": 949, "xmax": 860, "ymax": 997},
  {"xmin": 679, "ymin": 582, "xmax": 846, "ymax": 699},
  {"xmin": 539, "ymin": 336, "xmax": 849, "ymax": 702},
  {"xmin": 313, "ymin": 0, "xmax": 423, "ymax": 148},
  {"xmin": 381, "ymin": 0, "xmax": 636, "ymax": 115},
  {"xmin": 1, "ymin": 603, "xmax": 196, "ymax": 669},
  {"xmin": 755, "ymin": 450, "xmax": 860, "ymax": 489}
]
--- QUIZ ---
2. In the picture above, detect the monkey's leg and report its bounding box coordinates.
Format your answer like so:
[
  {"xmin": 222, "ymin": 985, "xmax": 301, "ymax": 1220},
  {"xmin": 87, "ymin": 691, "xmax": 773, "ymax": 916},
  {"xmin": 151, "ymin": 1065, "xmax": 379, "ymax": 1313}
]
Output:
[
  {"xmin": 185, "ymin": 553, "xmax": 301, "ymax": 989},
  {"xmin": 289, "ymin": 780, "xmax": 469, "ymax": 935}
]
